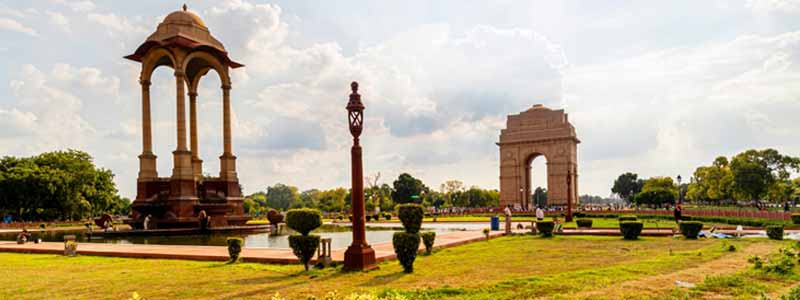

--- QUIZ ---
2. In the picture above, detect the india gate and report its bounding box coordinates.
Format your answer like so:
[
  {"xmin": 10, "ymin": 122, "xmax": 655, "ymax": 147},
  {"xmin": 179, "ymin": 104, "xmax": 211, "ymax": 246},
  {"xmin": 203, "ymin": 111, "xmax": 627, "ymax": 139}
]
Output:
[
  {"xmin": 124, "ymin": 6, "xmax": 249, "ymax": 229},
  {"xmin": 498, "ymin": 105, "xmax": 579, "ymax": 210}
]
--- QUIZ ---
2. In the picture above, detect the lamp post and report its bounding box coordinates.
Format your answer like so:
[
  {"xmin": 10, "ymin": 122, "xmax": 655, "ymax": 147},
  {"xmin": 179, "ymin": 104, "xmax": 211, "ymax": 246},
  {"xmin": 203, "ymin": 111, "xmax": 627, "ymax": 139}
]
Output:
[
  {"xmin": 343, "ymin": 81, "xmax": 377, "ymax": 271},
  {"xmin": 519, "ymin": 187, "xmax": 524, "ymax": 211},
  {"xmin": 676, "ymin": 175, "xmax": 683, "ymax": 205},
  {"xmin": 566, "ymin": 169, "xmax": 573, "ymax": 222}
]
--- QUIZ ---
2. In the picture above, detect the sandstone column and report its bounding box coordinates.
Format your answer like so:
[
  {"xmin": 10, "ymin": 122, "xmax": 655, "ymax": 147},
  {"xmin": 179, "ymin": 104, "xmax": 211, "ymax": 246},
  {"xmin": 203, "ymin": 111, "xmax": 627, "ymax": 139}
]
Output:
[
  {"xmin": 219, "ymin": 83, "xmax": 237, "ymax": 181},
  {"xmin": 171, "ymin": 71, "xmax": 193, "ymax": 181},
  {"xmin": 138, "ymin": 79, "xmax": 157, "ymax": 180},
  {"xmin": 189, "ymin": 91, "xmax": 202, "ymax": 179}
]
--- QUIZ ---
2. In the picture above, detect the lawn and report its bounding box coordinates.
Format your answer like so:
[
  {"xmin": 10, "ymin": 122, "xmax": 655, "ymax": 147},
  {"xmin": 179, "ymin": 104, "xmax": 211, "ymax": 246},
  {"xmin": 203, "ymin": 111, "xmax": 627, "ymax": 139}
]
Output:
[{"xmin": 1, "ymin": 235, "xmax": 796, "ymax": 299}]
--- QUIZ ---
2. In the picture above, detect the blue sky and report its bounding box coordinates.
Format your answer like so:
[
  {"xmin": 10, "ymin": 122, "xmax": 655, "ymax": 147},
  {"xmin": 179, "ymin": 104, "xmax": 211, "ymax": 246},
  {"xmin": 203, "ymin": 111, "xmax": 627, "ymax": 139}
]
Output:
[{"xmin": 1, "ymin": 0, "xmax": 799, "ymax": 199}]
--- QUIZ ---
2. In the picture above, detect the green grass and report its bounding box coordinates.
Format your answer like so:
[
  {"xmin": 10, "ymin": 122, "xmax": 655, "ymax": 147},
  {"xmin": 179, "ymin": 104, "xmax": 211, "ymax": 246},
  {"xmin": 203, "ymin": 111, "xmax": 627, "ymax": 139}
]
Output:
[{"xmin": 0, "ymin": 236, "xmax": 793, "ymax": 299}]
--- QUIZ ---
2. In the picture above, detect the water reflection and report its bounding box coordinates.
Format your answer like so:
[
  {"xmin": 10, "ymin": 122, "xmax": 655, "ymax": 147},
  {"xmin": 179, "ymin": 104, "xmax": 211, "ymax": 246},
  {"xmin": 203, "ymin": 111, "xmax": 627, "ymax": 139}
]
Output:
[{"xmin": 0, "ymin": 222, "xmax": 484, "ymax": 249}]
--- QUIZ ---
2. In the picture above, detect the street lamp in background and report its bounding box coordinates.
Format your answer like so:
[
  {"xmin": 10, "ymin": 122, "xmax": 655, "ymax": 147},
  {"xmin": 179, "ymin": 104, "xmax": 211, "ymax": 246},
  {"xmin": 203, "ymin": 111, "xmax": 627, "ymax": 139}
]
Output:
[
  {"xmin": 343, "ymin": 81, "xmax": 377, "ymax": 272},
  {"xmin": 677, "ymin": 175, "xmax": 683, "ymax": 205}
]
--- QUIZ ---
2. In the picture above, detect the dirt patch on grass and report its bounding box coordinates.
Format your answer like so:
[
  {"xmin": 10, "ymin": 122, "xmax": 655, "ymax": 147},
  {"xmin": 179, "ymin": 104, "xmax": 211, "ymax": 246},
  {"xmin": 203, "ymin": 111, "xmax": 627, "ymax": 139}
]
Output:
[{"xmin": 567, "ymin": 241, "xmax": 781, "ymax": 300}]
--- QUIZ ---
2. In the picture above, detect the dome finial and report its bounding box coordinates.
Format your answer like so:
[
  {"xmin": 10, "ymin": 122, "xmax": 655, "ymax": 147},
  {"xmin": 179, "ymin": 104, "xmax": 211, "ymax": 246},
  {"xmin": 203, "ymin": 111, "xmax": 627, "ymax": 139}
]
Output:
[{"xmin": 182, "ymin": 4, "xmax": 188, "ymax": 11}]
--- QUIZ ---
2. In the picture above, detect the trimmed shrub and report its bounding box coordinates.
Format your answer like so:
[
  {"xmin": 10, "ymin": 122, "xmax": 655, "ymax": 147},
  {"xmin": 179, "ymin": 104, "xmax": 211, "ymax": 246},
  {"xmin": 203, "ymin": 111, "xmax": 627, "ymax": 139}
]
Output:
[
  {"xmin": 392, "ymin": 232, "xmax": 420, "ymax": 273},
  {"xmin": 365, "ymin": 215, "xmax": 372, "ymax": 222},
  {"xmin": 288, "ymin": 235, "xmax": 320, "ymax": 271},
  {"xmin": 767, "ymin": 225, "xmax": 784, "ymax": 240},
  {"xmin": 421, "ymin": 231, "xmax": 436, "ymax": 254},
  {"xmin": 384, "ymin": 214, "xmax": 392, "ymax": 221},
  {"xmin": 226, "ymin": 237, "xmax": 243, "ymax": 263},
  {"xmin": 618, "ymin": 215, "xmax": 637, "ymax": 222},
  {"xmin": 680, "ymin": 221, "xmax": 704, "ymax": 239},
  {"xmin": 337, "ymin": 215, "xmax": 344, "ymax": 220},
  {"xmin": 619, "ymin": 221, "xmax": 643, "ymax": 240},
  {"xmin": 285, "ymin": 208, "xmax": 322, "ymax": 235},
  {"xmin": 267, "ymin": 209, "xmax": 284, "ymax": 225},
  {"xmin": 792, "ymin": 214, "xmax": 800, "ymax": 225},
  {"xmin": 372, "ymin": 214, "xmax": 381, "ymax": 222},
  {"xmin": 536, "ymin": 221, "xmax": 555, "ymax": 237},
  {"xmin": 576, "ymin": 219, "xmax": 593, "ymax": 228},
  {"xmin": 397, "ymin": 204, "xmax": 424, "ymax": 233}
]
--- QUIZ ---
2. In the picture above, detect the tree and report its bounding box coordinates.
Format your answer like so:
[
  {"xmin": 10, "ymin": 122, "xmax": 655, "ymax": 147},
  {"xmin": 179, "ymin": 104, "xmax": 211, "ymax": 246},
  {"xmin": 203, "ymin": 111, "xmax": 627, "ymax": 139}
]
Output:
[
  {"xmin": 266, "ymin": 183, "xmax": 300, "ymax": 211},
  {"xmin": 533, "ymin": 187, "xmax": 548, "ymax": 207},
  {"xmin": 392, "ymin": 173, "xmax": 428, "ymax": 204},
  {"xmin": 611, "ymin": 172, "xmax": 644, "ymax": 203},
  {"xmin": 730, "ymin": 149, "xmax": 800, "ymax": 204},
  {"xmin": 633, "ymin": 177, "xmax": 677, "ymax": 208},
  {"xmin": 0, "ymin": 150, "xmax": 126, "ymax": 221}
]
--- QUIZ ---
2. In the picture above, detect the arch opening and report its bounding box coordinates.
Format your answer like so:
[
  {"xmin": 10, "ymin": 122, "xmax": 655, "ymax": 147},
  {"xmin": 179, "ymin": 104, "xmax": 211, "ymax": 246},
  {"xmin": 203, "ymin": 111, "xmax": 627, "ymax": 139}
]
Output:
[
  {"xmin": 527, "ymin": 154, "xmax": 548, "ymax": 210},
  {"xmin": 149, "ymin": 66, "xmax": 178, "ymax": 177}
]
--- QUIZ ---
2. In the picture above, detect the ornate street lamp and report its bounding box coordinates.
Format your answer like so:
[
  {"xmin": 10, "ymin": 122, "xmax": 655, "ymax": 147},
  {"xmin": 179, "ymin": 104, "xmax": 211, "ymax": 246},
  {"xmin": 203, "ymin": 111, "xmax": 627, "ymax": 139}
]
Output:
[
  {"xmin": 566, "ymin": 169, "xmax": 573, "ymax": 222},
  {"xmin": 676, "ymin": 175, "xmax": 683, "ymax": 205},
  {"xmin": 343, "ymin": 81, "xmax": 377, "ymax": 271}
]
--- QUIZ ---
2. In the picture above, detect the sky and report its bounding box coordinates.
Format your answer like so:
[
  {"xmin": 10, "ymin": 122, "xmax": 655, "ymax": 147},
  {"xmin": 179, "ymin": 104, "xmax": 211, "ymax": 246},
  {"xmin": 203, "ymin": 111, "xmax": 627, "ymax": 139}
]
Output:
[{"xmin": 1, "ymin": 0, "xmax": 799, "ymax": 199}]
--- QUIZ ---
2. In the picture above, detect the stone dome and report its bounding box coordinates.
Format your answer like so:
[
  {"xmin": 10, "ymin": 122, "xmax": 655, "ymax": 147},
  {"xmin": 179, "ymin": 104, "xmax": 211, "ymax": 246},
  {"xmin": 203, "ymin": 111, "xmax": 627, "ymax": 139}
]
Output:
[
  {"xmin": 163, "ymin": 10, "xmax": 207, "ymax": 28},
  {"xmin": 124, "ymin": 6, "xmax": 243, "ymax": 68}
]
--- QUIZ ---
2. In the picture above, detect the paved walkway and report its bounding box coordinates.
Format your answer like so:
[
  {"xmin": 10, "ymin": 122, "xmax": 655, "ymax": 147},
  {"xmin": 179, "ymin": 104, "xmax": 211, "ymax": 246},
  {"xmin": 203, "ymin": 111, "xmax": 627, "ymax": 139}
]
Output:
[{"xmin": 0, "ymin": 229, "xmax": 506, "ymax": 264}]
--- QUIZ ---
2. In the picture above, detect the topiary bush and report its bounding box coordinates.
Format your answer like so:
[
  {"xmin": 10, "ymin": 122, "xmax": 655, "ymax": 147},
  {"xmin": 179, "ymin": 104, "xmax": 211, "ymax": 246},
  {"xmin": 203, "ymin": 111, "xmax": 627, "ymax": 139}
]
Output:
[
  {"xmin": 267, "ymin": 209, "xmax": 284, "ymax": 225},
  {"xmin": 767, "ymin": 225, "xmax": 784, "ymax": 240},
  {"xmin": 286, "ymin": 208, "xmax": 322, "ymax": 235},
  {"xmin": 226, "ymin": 237, "xmax": 243, "ymax": 263},
  {"xmin": 536, "ymin": 221, "xmax": 555, "ymax": 237},
  {"xmin": 618, "ymin": 215, "xmax": 637, "ymax": 222},
  {"xmin": 792, "ymin": 214, "xmax": 800, "ymax": 225},
  {"xmin": 420, "ymin": 231, "xmax": 436, "ymax": 254},
  {"xmin": 392, "ymin": 232, "xmax": 420, "ymax": 273},
  {"xmin": 576, "ymin": 219, "xmax": 593, "ymax": 228},
  {"xmin": 288, "ymin": 235, "xmax": 321, "ymax": 271},
  {"xmin": 397, "ymin": 204, "xmax": 424, "ymax": 234},
  {"xmin": 285, "ymin": 208, "xmax": 323, "ymax": 271},
  {"xmin": 384, "ymin": 214, "xmax": 392, "ymax": 221},
  {"xmin": 365, "ymin": 215, "xmax": 372, "ymax": 222},
  {"xmin": 680, "ymin": 221, "xmax": 704, "ymax": 239},
  {"xmin": 619, "ymin": 221, "xmax": 643, "ymax": 240}
]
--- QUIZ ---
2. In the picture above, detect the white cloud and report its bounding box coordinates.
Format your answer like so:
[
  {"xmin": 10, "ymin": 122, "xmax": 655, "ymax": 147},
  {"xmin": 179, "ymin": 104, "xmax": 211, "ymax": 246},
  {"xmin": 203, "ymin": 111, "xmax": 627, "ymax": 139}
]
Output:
[
  {"xmin": 52, "ymin": 0, "xmax": 95, "ymax": 12},
  {"xmin": 748, "ymin": 0, "xmax": 800, "ymax": 14},
  {"xmin": 45, "ymin": 11, "xmax": 69, "ymax": 30},
  {"xmin": 0, "ymin": 17, "xmax": 37, "ymax": 36},
  {"xmin": 87, "ymin": 13, "xmax": 147, "ymax": 36}
]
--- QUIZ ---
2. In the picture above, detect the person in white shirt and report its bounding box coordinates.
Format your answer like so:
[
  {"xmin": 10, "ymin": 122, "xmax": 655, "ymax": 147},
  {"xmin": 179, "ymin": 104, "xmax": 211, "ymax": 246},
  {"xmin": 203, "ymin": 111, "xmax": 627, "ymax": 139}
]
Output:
[{"xmin": 536, "ymin": 207, "xmax": 544, "ymax": 221}]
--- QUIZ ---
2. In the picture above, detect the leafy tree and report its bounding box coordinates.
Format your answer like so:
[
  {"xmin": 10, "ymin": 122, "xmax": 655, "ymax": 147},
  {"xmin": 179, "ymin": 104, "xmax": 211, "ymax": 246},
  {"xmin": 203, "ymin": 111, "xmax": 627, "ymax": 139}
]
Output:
[
  {"xmin": 392, "ymin": 173, "xmax": 428, "ymax": 204},
  {"xmin": 243, "ymin": 192, "xmax": 268, "ymax": 215},
  {"xmin": 611, "ymin": 172, "xmax": 644, "ymax": 203},
  {"xmin": 730, "ymin": 149, "xmax": 800, "ymax": 204},
  {"xmin": 0, "ymin": 150, "xmax": 127, "ymax": 221},
  {"xmin": 633, "ymin": 177, "xmax": 677, "ymax": 208},
  {"xmin": 266, "ymin": 183, "xmax": 300, "ymax": 211}
]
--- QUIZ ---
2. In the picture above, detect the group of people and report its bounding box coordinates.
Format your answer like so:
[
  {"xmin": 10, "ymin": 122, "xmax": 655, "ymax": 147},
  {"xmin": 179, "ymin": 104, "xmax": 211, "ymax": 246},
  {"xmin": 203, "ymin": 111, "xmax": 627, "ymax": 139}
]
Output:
[{"xmin": 16, "ymin": 228, "xmax": 39, "ymax": 244}]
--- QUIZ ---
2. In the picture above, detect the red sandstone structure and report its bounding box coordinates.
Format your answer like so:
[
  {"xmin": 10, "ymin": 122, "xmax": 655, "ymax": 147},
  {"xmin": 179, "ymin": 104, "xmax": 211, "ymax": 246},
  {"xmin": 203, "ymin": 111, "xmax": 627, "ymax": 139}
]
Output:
[
  {"xmin": 125, "ymin": 6, "xmax": 248, "ymax": 229},
  {"xmin": 343, "ymin": 82, "xmax": 378, "ymax": 271},
  {"xmin": 498, "ymin": 105, "xmax": 579, "ymax": 210}
]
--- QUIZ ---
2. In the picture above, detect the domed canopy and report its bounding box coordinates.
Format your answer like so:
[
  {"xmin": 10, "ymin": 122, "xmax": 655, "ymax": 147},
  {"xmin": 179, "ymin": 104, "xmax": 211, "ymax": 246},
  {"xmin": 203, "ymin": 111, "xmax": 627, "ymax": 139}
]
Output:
[{"xmin": 124, "ymin": 6, "xmax": 243, "ymax": 68}]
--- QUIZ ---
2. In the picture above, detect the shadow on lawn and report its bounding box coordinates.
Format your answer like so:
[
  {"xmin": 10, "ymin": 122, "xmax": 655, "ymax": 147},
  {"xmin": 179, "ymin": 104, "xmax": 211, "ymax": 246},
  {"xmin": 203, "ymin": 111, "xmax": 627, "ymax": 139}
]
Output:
[
  {"xmin": 225, "ymin": 266, "xmax": 349, "ymax": 299},
  {"xmin": 361, "ymin": 271, "xmax": 407, "ymax": 287}
]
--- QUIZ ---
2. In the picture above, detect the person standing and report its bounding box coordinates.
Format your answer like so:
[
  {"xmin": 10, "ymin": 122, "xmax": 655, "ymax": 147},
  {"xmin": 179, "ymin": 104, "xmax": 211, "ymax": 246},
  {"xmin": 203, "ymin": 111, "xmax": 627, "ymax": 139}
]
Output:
[
  {"xmin": 536, "ymin": 206, "xmax": 544, "ymax": 221},
  {"xmin": 504, "ymin": 205, "xmax": 512, "ymax": 234},
  {"xmin": 673, "ymin": 204, "xmax": 682, "ymax": 224}
]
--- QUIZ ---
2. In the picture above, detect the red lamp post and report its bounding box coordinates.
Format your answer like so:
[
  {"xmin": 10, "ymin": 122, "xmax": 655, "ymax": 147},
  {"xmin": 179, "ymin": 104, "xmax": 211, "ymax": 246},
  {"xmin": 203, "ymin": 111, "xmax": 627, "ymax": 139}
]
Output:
[
  {"xmin": 566, "ymin": 169, "xmax": 573, "ymax": 222},
  {"xmin": 343, "ymin": 81, "xmax": 377, "ymax": 271}
]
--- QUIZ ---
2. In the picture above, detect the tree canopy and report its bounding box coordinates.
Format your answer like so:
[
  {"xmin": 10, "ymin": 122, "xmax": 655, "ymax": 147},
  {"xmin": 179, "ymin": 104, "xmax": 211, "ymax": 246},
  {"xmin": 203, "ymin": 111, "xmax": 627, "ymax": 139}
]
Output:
[
  {"xmin": 0, "ymin": 150, "xmax": 128, "ymax": 221},
  {"xmin": 611, "ymin": 172, "xmax": 643, "ymax": 203}
]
